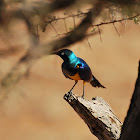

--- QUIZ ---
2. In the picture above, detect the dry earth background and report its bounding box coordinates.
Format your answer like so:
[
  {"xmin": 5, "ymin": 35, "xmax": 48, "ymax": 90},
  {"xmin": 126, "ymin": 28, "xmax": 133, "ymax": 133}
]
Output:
[{"xmin": 0, "ymin": 9, "xmax": 140, "ymax": 140}]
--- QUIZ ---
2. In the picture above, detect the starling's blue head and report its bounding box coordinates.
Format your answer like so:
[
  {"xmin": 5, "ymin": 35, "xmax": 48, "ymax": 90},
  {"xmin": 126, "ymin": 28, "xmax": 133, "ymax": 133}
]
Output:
[{"xmin": 55, "ymin": 49, "xmax": 78, "ymax": 64}]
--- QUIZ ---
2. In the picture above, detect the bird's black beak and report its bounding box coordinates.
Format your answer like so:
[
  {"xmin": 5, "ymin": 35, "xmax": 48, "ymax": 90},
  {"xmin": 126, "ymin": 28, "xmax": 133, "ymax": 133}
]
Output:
[
  {"xmin": 50, "ymin": 50, "xmax": 62, "ymax": 56},
  {"xmin": 50, "ymin": 51, "xmax": 58, "ymax": 55}
]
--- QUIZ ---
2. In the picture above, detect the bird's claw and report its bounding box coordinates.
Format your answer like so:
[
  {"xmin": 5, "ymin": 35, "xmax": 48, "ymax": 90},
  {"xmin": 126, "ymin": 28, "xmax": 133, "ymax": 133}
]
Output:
[
  {"xmin": 81, "ymin": 95, "xmax": 84, "ymax": 99},
  {"xmin": 68, "ymin": 90, "xmax": 72, "ymax": 95}
]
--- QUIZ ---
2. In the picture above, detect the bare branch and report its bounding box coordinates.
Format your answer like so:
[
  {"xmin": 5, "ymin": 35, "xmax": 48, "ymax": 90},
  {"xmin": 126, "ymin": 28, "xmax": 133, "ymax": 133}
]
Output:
[
  {"xmin": 40, "ymin": 13, "xmax": 140, "ymax": 37},
  {"xmin": 64, "ymin": 92, "xmax": 122, "ymax": 140},
  {"xmin": 40, "ymin": 11, "xmax": 88, "ymax": 32},
  {"xmin": 93, "ymin": 14, "xmax": 140, "ymax": 27},
  {"xmin": 40, "ymin": 10, "xmax": 140, "ymax": 32}
]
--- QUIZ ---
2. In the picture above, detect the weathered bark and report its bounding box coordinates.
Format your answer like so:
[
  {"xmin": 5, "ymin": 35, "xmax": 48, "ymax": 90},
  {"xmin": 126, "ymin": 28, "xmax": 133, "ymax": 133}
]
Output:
[
  {"xmin": 64, "ymin": 93, "xmax": 122, "ymax": 140},
  {"xmin": 64, "ymin": 60, "xmax": 140, "ymax": 140}
]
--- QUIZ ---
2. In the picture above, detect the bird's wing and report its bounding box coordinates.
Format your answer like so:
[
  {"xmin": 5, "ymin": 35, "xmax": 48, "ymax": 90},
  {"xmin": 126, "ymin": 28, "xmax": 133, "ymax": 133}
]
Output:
[
  {"xmin": 77, "ymin": 58, "xmax": 93, "ymax": 82},
  {"xmin": 79, "ymin": 67, "xmax": 92, "ymax": 82}
]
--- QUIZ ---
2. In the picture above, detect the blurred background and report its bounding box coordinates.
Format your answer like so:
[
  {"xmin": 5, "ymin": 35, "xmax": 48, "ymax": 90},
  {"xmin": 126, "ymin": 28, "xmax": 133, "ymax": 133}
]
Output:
[{"xmin": 0, "ymin": 1, "xmax": 140, "ymax": 140}]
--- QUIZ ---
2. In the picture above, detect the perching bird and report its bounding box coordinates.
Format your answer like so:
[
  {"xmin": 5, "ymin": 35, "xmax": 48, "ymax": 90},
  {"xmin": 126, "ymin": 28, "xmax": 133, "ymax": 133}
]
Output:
[{"xmin": 53, "ymin": 49, "xmax": 105, "ymax": 98}]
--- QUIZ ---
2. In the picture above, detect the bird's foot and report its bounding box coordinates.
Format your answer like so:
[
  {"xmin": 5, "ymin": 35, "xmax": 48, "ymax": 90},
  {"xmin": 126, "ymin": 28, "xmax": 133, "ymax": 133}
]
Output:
[
  {"xmin": 81, "ymin": 95, "xmax": 84, "ymax": 99},
  {"xmin": 68, "ymin": 90, "xmax": 73, "ymax": 95}
]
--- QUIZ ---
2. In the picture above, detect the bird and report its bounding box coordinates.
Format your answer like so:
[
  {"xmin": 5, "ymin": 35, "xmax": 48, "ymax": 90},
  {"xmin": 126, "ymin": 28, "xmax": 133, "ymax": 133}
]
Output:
[{"xmin": 53, "ymin": 49, "xmax": 105, "ymax": 98}]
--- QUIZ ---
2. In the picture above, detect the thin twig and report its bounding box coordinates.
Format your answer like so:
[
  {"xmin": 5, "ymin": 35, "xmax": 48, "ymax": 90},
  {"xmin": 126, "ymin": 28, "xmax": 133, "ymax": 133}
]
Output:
[
  {"xmin": 120, "ymin": 21, "xmax": 124, "ymax": 27},
  {"xmin": 63, "ymin": 19, "xmax": 68, "ymax": 32},
  {"xmin": 124, "ymin": 20, "xmax": 127, "ymax": 30},
  {"xmin": 97, "ymin": 26, "xmax": 102, "ymax": 42},
  {"xmin": 86, "ymin": 38, "xmax": 92, "ymax": 50},
  {"xmin": 73, "ymin": 16, "xmax": 76, "ymax": 28},
  {"xmin": 113, "ymin": 23, "xmax": 121, "ymax": 37},
  {"xmin": 50, "ymin": 22, "xmax": 60, "ymax": 37}
]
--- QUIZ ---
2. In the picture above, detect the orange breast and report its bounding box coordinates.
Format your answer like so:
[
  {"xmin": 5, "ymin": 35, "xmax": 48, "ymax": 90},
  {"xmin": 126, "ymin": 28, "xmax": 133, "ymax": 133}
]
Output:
[{"xmin": 68, "ymin": 72, "xmax": 82, "ymax": 80}]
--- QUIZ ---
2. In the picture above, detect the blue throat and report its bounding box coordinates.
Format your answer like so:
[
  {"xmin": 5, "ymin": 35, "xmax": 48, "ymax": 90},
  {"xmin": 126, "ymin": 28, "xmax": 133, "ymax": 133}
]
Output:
[{"xmin": 68, "ymin": 53, "xmax": 78, "ymax": 65}]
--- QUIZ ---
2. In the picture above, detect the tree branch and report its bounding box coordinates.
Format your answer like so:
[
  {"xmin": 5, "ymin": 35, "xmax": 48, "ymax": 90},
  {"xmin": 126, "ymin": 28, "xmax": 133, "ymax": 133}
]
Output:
[
  {"xmin": 40, "ymin": 11, "xmax": 140, "ymax": 32},
  {"xmin": 64, "ymin": 92, "xmax": 122, "ymax": 140}
]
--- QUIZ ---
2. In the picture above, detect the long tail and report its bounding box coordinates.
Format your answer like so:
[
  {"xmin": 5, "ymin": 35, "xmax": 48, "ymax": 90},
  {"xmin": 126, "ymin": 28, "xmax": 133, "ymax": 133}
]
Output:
[{"xmin": 90, "ymin": 75, "xmax": 106, "ymax": 88}]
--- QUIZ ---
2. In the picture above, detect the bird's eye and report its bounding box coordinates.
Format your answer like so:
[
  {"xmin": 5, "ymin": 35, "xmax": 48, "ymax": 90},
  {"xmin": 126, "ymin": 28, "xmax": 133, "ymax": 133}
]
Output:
[{"xmin": 61, "ymin": 52, "xmax": 65, "ymax": 55}]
